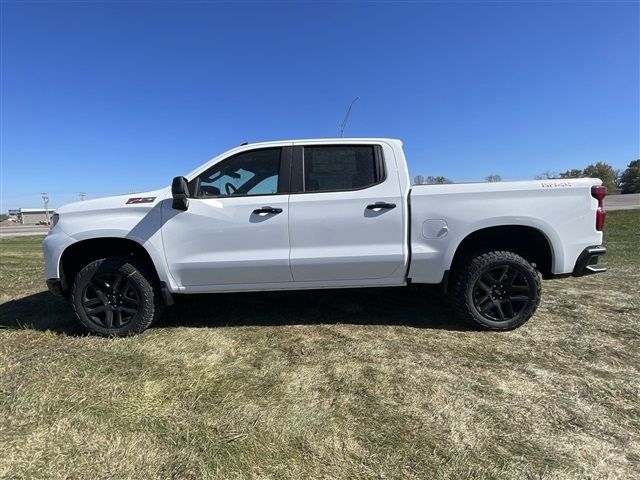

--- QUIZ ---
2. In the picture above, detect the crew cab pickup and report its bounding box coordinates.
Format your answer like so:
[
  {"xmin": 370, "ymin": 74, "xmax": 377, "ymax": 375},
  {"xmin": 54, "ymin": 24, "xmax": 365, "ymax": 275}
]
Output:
[{"xmin": 43, "ymin": 139, "xmax": 607, "ymax": 336}]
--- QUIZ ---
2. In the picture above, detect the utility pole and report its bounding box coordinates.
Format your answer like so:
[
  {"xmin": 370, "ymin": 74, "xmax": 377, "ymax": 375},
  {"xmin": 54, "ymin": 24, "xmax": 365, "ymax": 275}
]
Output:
[
  {"xmin": 79, "ymin": 192, "xmax": 85, "ymax": 201},
  {"xmin": 41, "ymin": 192, "xmax": 50, "ymax": 225}
]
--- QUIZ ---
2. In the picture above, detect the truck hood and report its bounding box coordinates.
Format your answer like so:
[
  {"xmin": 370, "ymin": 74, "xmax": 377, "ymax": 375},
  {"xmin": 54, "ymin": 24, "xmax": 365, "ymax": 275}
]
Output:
[
  {"xmin": 56, "ymin": 187, "xmax": 170, "ymax": 214},
  {"xmin": 53, "ymin": 187, "xmax": 171, "ymax": 241}
]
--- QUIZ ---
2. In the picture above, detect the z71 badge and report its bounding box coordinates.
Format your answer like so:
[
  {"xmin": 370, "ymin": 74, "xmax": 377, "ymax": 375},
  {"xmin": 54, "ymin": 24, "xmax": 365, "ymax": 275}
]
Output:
[{"xmin": 126, "ymin": 196, "xmax": 156, "ymax": 204}]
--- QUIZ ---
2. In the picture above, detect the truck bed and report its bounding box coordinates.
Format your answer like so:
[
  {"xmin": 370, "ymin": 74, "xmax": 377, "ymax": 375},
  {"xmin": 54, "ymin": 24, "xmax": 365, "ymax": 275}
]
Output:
[{"xmin": 408, "ymin": 178, "xmax": 602, "ymax": 283}]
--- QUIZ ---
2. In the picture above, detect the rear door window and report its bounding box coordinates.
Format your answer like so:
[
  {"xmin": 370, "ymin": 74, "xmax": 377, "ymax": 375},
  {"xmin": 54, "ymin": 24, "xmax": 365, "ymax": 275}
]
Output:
[{"xmin": 302, "ymin": 146, "xmax": 382, "ymax": 193}]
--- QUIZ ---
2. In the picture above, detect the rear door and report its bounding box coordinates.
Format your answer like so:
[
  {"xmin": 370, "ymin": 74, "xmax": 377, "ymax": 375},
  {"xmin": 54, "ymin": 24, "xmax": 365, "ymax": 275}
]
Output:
[{"xmin": 288, "ymin": 142, "xmax": 406, "ymax": 284}]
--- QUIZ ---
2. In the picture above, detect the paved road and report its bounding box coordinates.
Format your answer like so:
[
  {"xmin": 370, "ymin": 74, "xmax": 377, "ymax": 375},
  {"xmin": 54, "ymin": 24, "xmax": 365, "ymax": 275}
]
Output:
[
  {"xmin": 0, "ymin": 225, "xmax": 50, "ymax": 237},
  {"xmin": 606, "ymin": 193, "xmax": 640, "ymax": 211}
]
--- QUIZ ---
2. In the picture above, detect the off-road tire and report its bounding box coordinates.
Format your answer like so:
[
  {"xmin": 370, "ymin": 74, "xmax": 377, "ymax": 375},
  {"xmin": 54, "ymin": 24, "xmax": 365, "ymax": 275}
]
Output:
[
  {"xmin": 71, "ymin": 256, "xmax": 162, "ymax": 336},
  {"xmin": 451, "ymin": 250, "xmax": 541, "ymax": 330}
]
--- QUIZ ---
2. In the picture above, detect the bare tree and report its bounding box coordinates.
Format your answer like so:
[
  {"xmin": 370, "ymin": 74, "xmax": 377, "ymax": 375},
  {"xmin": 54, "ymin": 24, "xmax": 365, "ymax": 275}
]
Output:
[
  {"xmin": 534, "ymin": 171, "xmax": 559, "ymax": 180},
  {"xmin": 558, "ymin": 168, "xmax": 583, "ymax": 179},
  {"xmin": 426, "ymin": 176, "xmax": 453, "ymax": 184}
]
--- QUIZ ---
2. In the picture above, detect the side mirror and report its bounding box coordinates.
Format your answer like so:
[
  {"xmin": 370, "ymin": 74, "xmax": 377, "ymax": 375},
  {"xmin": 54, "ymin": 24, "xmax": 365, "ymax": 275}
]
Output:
[{"xmin": 171, "ymin": 176, "xmax": 190, "ymax": 211}]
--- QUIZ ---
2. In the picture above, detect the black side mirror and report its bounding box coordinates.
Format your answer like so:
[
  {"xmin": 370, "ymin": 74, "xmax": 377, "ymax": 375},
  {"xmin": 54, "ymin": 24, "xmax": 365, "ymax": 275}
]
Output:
[{"xmin": 171, "ymin": 176, "xmax": 190, "ymax": 211}]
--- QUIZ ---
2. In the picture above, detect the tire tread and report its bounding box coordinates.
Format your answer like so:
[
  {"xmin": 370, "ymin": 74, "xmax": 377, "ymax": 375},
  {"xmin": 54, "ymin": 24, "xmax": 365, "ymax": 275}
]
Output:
[
  {"xmin": 450, "ymin": 250, "xmax": 541, "ymax": 330},
  {"xmin": 70, "ymin": 256, "xmax": 162, "ymax": 336}
]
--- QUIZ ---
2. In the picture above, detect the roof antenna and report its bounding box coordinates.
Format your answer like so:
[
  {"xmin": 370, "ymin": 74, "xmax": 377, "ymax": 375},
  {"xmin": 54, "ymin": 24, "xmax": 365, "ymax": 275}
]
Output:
[{"xmin": 340, "ymin": 96, "xmax": 360, "ymax": 138}]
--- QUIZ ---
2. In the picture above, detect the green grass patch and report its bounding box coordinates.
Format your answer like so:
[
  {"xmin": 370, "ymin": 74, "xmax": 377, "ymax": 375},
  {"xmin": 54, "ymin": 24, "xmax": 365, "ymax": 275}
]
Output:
[{"xmin": 1, "ymin": 211, "xmax": 639, "ymax": 479}]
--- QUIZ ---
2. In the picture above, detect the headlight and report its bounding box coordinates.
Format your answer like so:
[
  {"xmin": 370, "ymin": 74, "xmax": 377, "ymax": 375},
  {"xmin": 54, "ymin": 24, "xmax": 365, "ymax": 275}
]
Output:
[{"xmin": 50, "ymin": 213, "xmax": 59, "ymax": 229}]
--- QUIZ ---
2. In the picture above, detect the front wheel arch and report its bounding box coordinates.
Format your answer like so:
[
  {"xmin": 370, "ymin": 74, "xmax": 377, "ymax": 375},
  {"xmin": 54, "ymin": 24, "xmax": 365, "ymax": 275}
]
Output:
[{"xmin": 60, "ymin": 238, "xmax": 161, "ymax": 294}]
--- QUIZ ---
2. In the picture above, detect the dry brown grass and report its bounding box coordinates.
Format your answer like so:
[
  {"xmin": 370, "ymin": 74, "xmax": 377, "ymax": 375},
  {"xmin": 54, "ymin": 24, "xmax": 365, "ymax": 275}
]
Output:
[{"xmin": 1, "ymin": 210, "xmax": 639, "ymax": 479}]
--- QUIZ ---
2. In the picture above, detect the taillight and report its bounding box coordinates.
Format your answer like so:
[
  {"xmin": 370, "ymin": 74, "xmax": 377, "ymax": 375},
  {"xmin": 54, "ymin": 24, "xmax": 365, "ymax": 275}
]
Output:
[{"xmin": 591, "ymin": 185, "xmax": 607, "ymax": 231}]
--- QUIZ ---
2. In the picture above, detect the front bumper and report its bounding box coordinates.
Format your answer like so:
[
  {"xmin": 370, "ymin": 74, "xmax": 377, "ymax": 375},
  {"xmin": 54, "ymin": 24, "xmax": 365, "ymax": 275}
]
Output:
[
  {"xmin": 42, "ymin": 226, "xmax": 74, "ymax": 296},
  {"xmin": 573, "ymin": 245, "xmax": 607, "ymax": 277}
]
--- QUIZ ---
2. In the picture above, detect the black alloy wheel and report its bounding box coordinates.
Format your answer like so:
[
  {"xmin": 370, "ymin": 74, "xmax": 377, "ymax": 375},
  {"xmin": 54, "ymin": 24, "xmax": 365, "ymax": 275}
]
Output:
[
  {"xmin": 451, "ymin": 250, "xmax": 541, "ymax": 330},
  {"xmin": 71, "ymin": 256, "xmax": 162, "ymax": 336},
  {"xmin": 81, "ymin": 272, "xmax": 141, "ymax": 328},
  {"xmin": 471, "ymin": 264, "xmax": 532, "ymax": 322}
]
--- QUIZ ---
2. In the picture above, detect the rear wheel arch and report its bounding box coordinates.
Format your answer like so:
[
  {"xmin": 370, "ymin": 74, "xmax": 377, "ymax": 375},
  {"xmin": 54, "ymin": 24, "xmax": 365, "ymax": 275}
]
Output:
[
  {"xmin": 59, "ymin": 238, "xmax": 161, "ymax": 292},
  {"xmin": 448, "ymin": 225, "xmax": 554, "ymax": 280}
]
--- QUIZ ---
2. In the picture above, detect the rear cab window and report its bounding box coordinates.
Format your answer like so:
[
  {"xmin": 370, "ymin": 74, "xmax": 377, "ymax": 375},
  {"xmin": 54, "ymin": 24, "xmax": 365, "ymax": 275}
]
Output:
[{"xmin": 298, "ymin": 145, "xmax": 385, "ymax": 193}]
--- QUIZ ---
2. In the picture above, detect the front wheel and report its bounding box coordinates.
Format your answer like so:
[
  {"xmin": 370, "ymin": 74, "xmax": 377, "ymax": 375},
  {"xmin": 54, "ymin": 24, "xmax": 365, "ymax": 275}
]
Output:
[
  {"xmin": 451, "ymin": 251, "xmax": 541, "ymax": 330},
  {"xmin": 71, "ymin": 256, "xmax": 162, "ymax": 336}
]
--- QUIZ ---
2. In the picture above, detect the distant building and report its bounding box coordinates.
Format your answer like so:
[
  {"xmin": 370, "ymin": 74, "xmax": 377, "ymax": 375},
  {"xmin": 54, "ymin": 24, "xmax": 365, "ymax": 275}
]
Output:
[{"xmin": 18, "ymin": 208, "xmax": 55, "ymax": 225}]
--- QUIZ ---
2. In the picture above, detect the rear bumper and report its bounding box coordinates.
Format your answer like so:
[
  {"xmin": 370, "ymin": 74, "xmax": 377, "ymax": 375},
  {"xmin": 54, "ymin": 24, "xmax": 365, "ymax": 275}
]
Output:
[{"xmin": 572, "ymin": 245, "xmax": 607, "ymax": 277}]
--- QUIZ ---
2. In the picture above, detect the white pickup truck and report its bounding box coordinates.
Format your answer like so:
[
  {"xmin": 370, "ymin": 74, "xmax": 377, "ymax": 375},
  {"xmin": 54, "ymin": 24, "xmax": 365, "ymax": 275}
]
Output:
[{"xmin": 43, "ymin": 138, "xmax": 607, "ymax": 336}]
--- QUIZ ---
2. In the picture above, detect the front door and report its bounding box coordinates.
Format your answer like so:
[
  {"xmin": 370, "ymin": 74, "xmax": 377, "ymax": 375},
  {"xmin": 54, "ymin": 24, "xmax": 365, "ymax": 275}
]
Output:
[{"xmin": 161, "ymin": 147, "xmax": 292, "ymax": 289}]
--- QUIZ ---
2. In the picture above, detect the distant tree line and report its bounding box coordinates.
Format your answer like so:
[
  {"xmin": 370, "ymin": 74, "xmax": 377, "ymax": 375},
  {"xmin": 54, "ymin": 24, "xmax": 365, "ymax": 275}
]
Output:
[
  {"xmin": 414, "ymin": 159, "xmax": 639, "ymax": 193},
  {"xmin": 414, "ymin": 175, "xmax": 453, "ymax": 185},
  {"xmin": 536, "ymin": 159, "xmax": 640, "ymax": 194},
  {"xmin": 414, "ymin": 174, "xmax": 503, "ymax": 184},
  {"xmin": 619, "ymin": 160, "xmax": 640, "ymax": 194}
]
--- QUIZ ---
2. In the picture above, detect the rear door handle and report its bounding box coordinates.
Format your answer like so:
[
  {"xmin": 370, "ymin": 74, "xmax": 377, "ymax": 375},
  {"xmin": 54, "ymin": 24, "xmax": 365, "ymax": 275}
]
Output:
[
  {"xmin": 253, "ymin": 206, "xmax": 283, "ymax": 215},
  {"xmin": 366, "ymin": 202, "xmax": 396, "ymax": 210}
]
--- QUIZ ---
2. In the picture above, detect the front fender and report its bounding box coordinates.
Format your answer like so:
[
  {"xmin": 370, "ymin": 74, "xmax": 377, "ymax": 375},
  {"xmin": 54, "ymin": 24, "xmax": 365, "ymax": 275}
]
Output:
[{"xmin": 49, "ymin": 201, "xmax": 177, "ymax": 291}]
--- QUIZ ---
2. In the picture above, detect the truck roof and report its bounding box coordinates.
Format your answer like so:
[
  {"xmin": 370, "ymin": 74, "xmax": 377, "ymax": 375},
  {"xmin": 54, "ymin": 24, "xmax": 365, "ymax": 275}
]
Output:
[{"xmin": 237, "ymin": 138, "xmax": 402, "ymax": 147}]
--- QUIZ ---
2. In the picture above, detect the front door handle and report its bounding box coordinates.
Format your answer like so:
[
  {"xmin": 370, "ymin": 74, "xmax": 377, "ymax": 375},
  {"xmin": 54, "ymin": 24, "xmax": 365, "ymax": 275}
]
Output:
[
  {"xmin": 253, "ymin": 206, "xmax": 283, "ymax": 215},
  {"xmin": 366, "ymin": 202, "xmax": 396, "ymax": 210}
]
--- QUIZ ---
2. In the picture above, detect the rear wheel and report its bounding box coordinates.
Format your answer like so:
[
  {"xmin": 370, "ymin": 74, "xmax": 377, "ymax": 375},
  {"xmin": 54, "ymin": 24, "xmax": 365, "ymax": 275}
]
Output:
[
  {"xmin": 71, "ymin": 256, "xmax": 162, "ymax": 336},
  {"xmin": 451, "ymin": 250, "xmax": 541, "ymax": 330}
]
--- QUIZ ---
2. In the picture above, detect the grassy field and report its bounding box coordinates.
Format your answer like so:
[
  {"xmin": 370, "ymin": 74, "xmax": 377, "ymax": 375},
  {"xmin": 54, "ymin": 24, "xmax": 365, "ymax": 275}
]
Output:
[{"xmin": 1, "ymin": 210, "xmax": 639, "ymax": 479}]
